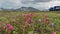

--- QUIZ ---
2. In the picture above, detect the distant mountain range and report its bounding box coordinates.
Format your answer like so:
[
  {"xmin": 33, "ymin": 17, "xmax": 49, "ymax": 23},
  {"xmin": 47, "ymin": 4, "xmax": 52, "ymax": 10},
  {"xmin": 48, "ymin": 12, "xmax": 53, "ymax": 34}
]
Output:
[
  {"xmin": 0, "ymin": 7, "xmax": 40, "ymax": 11},
  {"xmin": 16, "ymin": 7, "xmax": 40, "ymax": 11}
]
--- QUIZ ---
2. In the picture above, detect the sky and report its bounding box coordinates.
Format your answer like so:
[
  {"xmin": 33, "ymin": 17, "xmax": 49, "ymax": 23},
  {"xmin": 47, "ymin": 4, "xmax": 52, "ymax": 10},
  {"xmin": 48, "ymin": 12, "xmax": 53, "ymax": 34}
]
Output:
[{"xmin": 0, "ymin": 0, "xmax": 60, "ymax": 10}]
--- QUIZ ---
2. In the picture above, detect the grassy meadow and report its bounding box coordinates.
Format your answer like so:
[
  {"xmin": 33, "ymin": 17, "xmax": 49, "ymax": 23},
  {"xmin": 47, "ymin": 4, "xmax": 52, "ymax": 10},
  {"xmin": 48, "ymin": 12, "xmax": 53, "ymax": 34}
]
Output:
[{"xmin": 0, "ymin": 11, "xmax": 60, "ymax": 34}]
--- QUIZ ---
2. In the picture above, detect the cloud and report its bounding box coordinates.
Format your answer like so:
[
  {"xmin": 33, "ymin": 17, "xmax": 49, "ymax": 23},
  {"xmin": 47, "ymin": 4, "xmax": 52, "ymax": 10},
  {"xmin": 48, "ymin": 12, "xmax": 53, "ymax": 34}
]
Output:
[
  {"xmin": 1, "ymin": 0, "xmax": 22, "ymax": 9},
  {"xmin": 34, "ymin": 0, "xmax": 52, "ymax": 2},
  {"xmin": 21, "ymin": 0, "xmax": 52, "ymax": 4},
  {"xmin": 31, "ymin": 2, "xmax": 50, "ymax": 10},
  {"xmin": 31, "ymin": 0, "xmax": 60, "ymax": 10},
  {"xmin": 48, "ymin": 0, "xmax": 60, "ymax": 8},
  {"xmin": 0, "ymin": 0, "xmax": 3, "ymax": 8},
  {"xmin": 0, "ymin": 0, "xmax": 60, "ymax": 10},
  {"xmin": 20, "ymin": 0, "xmax": 52, "ymax": 10}
]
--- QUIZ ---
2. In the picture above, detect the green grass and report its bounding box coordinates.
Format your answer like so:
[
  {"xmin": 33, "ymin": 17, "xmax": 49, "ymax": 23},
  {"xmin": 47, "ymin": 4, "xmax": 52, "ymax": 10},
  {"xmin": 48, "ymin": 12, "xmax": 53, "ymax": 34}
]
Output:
[{"xmin": 0, "ymin": 11, "xmax": 60, "ymax": 34}]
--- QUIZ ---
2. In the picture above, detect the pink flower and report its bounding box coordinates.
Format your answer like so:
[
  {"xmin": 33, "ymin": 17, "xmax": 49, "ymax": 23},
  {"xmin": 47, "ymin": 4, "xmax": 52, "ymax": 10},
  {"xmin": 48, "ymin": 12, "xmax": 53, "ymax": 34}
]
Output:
[
  {"xmin": 25, "ymin": 16, "xmax": 30, "ymax": 20},
  {"xmin": 53, "ymin": 32, "xmax": 56, "ymax": 34},
  {"xmin": 6, "ymin": 23, "xmax": 11, "ymax": 27},
  {"xmin": 24, "ymin": 13, "xmax": 34, "ymax": 24},
  {"xmin": 27, "ymin": 18, "xmax": 33, "ymax": 24},
  {"xmin": 6, "ymin": 23, "xmax": 14, "ymax": 30},
  {"xmin": 8, "ymin": 26, "xmax": 14, "ymax": 30},
  {"xmin": 25, "ymin": 13, "xmax": 34, "ymax": 18},
  {"xmin": 26, "ymin": 17, "xmax": 33, "ymax": 24},
  {"xmin": 26, "ymin": 14, "xmax": 30, "ymax": 18},
  {"xmin": 28, "ymin": 13, "xmax": 33, "ymax": 16}
]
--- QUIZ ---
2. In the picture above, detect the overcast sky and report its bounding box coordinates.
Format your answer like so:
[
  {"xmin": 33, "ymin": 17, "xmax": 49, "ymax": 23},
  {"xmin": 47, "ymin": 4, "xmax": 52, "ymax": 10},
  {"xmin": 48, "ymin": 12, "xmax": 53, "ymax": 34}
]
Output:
[{"xmin": 0, "ymin": 0, "xmax": 60, "ymax": 10}]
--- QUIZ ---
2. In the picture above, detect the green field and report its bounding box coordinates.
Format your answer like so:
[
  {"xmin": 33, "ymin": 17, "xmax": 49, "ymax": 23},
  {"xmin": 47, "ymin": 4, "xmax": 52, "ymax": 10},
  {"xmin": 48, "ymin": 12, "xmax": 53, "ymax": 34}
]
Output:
[{"xmin": 0, "ymin": 11, "xmax": 60, "ymax": 34}]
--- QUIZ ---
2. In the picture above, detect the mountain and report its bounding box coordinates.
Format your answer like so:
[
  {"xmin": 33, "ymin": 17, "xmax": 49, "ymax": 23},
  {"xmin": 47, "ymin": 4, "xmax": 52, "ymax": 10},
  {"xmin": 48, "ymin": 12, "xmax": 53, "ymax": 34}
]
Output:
[
  {"xmin": 16, "ymin": 7, "xmax": 40, "ymax": 11},
  {"xmin": 0, "ymin": 7, "xmax": 40, "ymax": 11}
]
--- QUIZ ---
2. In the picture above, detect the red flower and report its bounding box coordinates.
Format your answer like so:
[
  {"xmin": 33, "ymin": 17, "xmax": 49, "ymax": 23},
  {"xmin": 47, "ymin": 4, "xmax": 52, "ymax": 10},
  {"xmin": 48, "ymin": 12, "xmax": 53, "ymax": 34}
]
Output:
[{"xmin": 27, "ymin": 18, "xmax": 33, "ymax": 24}]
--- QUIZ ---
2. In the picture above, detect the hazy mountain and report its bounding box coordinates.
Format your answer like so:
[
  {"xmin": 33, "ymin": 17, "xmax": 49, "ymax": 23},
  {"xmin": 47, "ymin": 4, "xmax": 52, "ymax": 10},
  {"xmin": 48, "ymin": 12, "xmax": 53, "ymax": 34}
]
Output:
[
  {"xmin": 0, "ymin": 7, "xmax": 40, "ymax": 11},
  {"xmin": 16, "ymin": 7, "xmax": 40, "ymax": 11}
]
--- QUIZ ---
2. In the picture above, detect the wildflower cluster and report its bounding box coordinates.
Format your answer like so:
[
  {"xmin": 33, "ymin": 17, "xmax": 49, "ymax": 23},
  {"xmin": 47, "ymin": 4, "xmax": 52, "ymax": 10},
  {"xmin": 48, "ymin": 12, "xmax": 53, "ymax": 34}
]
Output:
[
  {"xmin": 0, "ymin": 13, "xmax": 58, "ymax": 34},
  {"xmin": 24, "ymin": 13, "xmax": 34, "ymax": 24}
]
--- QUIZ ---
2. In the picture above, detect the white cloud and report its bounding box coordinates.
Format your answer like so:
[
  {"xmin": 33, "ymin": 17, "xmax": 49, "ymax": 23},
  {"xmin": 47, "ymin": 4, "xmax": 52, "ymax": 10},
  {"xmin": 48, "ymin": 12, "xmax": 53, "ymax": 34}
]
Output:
[
  {"xmin": 33, "ymin": 0, "xmax": 60, "ymax": 10},
  {"xmin": 0, "ymin": 0, "xmax": 3, "ymax": 8},
  {"xmin": 0, "ymin": 0, "xmax": 60, "ymax": 10},
  {"xmin": 48, "ymin": 0, "xmax": 60, "ymax": 8},
  {"xmin": 9, "ymin": 0, "xmax": 21, "ymax": 6},
  {"xmin": 1, "ymin": 0, "xmax": 22, "ymax": 9}
]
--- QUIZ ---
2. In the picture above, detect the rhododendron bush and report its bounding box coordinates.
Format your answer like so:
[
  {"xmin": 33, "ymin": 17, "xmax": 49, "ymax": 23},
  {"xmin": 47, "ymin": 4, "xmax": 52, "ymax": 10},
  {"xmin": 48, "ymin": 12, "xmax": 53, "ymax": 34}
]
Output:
[{"xmin": 0, "ymin": 12, "xmax": 60, "ymax": 34}]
